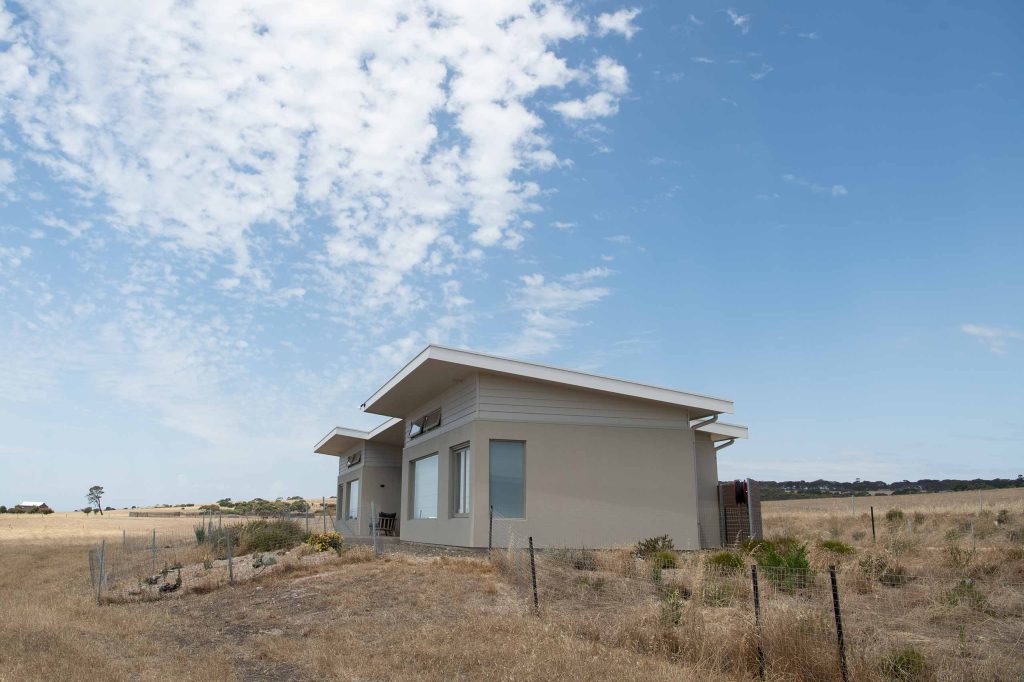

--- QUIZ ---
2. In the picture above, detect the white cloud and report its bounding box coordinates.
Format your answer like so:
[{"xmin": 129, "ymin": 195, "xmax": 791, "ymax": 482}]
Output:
[
  {"xmin": 782, "ymin": 173, "xmax": 848, "ymax": 197},
  {"xmin": 726, "ymin": 9, "xmax": 751, "ymax": 34},
  {"xmin": 596, "ymin": 8, "xmax": 641, "ymax": 39},
  {"xmin": 502, "ymin": 267, "xmax": 612, "ymax": 356},
  {"xmin": 961, "ymin": 324, "xmax": 1024, "ymax": 355},
  {"xmin": 605, "ymin": 234, "xmax": 633, "ymax": 245},
  {"xmin": 691, "ymin": 56, "xmax": 715, "ymax": 64},
  {"xmin": 550, "ymin": 221, "xmax": 576, "ymax": 230},
  {"xmin": 798, "ymin": 32, "xmax": 819, "ymax": 40},
  {"xmin": 0, "ymin": 1, "xmax": 632, "ymax": 310},
  {"xmin": 688, "ymin": 15, "xmax": 704, "ymax": 27},
  {"xmin": 0, "ymin": 158, "xmax": 14, "ymax": 189},
  {"xmin": 553, "ymin": 56, "xmax": 629, "ymax": 121},
  {"xmin": 751, "ymin": 64, "xmax": 775, "ymax": 80}
]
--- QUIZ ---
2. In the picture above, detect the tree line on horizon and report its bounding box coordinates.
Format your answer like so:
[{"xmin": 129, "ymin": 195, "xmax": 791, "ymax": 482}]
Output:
[{"xmin": 755, "ymin": 475, "xmax": 1024, "ymax": 501}]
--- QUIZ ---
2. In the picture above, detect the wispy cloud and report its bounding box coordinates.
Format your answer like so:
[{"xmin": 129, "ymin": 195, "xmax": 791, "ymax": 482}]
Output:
[
  {"xmin": 596, "ymin": 8, "xmax": 641, "ymax": 40},
  {"xmin": 751, "ymin": 64, "xmax": 775, "ymax": 80},
  {"xmin": 691, "ymin": 56, "xmax": 715, "ymax": 64},
  {"xmin": 550, "ymin": 221, "xmax": 576, "ymax": 231},
  {"xmin": 688, "ymin": 14, "xmax": 704, "ymax": 27},
  {"xmin": 961, "ymin": 324, "xmax": 1024, "ymax": 355},
  {"xmin": 726, "ymin": 9, "xmax": 751, "ymax": 35},
  {"xmin": 798, "ymin": 32, "xmax": 819, "ymax": 40},
  {"xmin": 782, "ymin": 173, "xmax": 848, "ymax": 196},
  {"xmin": 502, "ymin": 267, "xmax": 613, "ymax": 356}
]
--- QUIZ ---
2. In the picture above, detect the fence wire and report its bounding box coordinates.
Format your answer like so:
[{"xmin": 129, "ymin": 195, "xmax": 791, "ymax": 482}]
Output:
[{"xmin": 491, "ymin": 541, "xmax": 1024, "ymax": 682}]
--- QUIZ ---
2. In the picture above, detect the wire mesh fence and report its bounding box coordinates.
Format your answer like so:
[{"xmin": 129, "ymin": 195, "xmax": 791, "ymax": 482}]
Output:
[
  {"xmin": 491, "ymin": 540, "xmax": 1024, "ymax": 681},
  {"xmin": 86, "ymin": 511, "xmax": 343, "ymax": 603}
]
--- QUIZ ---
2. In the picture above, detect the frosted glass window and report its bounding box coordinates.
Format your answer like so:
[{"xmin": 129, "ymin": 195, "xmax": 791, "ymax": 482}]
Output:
[
  {"xmin": 489, "ymin": 441, "xmax": 524, "ymax": 518},
  {"xmin": 452, "ymin": 445, "xmax": 470, "ymax": 516},
  {"xmin": 411, "ymin": 453, "xmax": 438, "ymax": 519},
  {"xmin": 346, "ymin": 479, "xmax": 359, "ymax": 519}
]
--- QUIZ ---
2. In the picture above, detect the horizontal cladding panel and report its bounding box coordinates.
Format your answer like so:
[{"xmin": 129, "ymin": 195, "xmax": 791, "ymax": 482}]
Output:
[
  {"xmin": 405, "ymin": 375, "xmax": 479, "ymax": 446},
  {"xmin": 478, "ymin": 373, "xmax": 690, "ymax": 427},
  {"xmin": 476, "ymin": 411, "xmax": 691, "ymax": 430}
]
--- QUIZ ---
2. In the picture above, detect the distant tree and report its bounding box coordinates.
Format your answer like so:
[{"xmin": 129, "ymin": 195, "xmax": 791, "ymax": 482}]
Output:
[
  {"xmin": 217, "ymin": 498, "xmax": 233, "ymax": 507},
  {"xmin": 0, "ymin": 505, "xmax": 6, "ymax": 514},
  {"xmin": 86, "ymin": 485, "xmax": 105, "ymax": 515},
  {"xmin": 82, "ymin": 507, "xmax": 92, "ymax": 515}
]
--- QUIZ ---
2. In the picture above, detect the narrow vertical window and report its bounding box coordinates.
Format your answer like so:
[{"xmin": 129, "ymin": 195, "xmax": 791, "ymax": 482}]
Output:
[
  {"xmin": 346, "ymin": 479, "xmax": 360, "ymax": 519},
  {"xmin": 411, "ymin": 453, "xmax": 439, "ymax": 519},
  {"xmin": 489, "ymin": 440, "xmax": 524, "ymax": 518},
  {"xmin": 452, "ymin": 444, "xmax": 470, "ymax": 516}
]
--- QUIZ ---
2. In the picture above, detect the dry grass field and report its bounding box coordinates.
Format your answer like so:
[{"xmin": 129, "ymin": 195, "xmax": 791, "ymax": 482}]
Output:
[{"xmin": 1, "ymin": 488, "xmax": 1021, "ymax": 681}]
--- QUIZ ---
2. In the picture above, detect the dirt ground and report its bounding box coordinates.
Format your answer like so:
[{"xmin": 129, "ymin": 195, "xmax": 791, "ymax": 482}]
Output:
[{"xmin": 0, "ymin": 541, "xmax": 714, "ymax": 682}]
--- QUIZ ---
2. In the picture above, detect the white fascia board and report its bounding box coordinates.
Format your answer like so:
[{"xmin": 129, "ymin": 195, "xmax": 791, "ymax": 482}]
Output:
[
  {"xmin": 362, "ymin": 345, "xmax": 734, "ymax": 416},
  {"xmin": 696, "ymin": 421, "xmax": 749, "ymax": 440},
  {"xmin": 313, "ymin": 427, "xmax": 370, "ymax": 456}
]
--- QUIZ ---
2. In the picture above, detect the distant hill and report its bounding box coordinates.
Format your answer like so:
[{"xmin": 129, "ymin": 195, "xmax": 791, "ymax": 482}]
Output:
[{"xmin": 750, "ymin": 476, "xmax": 1024, "ymax": 501}]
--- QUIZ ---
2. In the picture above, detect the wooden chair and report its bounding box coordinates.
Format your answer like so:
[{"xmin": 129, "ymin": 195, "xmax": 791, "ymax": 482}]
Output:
[{"xmin": 375, "ymin": 512, "xmax": 397, "ymax": 537}]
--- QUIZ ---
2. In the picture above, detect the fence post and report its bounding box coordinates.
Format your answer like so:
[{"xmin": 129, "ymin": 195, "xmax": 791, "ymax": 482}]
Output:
[
  {"xmin": 371, "ymin": 500, "xmax": 379, "ymax": 556},
  {"xmin": 870, "ymin": 506, "xmax": 876, "ymax": 543},
  {"xmin": 226, "ymin": 529, "xmax": 234, "ymax": 585},
  {"xmin": 829, "ymin": 565, "xmax": 849, "ymax": 682},
  {"xmin": 488, "ymin": 505, "xmax": 493, "ymax": 551},
  {"xmin": 97, "ymin": 539, "xmax": 106, "ymax": 605},
  {"xmin": 151, "ymin": 529, "xmax": 157, "ymax": 573},
  {"xmin": 528, "ymin": 536, "xmax": 539, "ymax": 611},
  {"xmin": 123, "ymin": 529, "xmax": 126, "ymax": 549},
  {"xmin": 751, "ymin": 565, "xmax": 766, "ymax": 680}
]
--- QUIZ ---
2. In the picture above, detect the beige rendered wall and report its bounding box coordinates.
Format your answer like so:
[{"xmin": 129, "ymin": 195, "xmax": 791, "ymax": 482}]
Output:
[
  {"xmin": 693, "ymin": 432, "xmax": 721, "ymax": 549},
  {"xmin": 470, "ymin": 420, "xmax": 699, "ymax": 549},
  {"xmin": 399, "ymin": 421, "xmax": 475, "ymax": 546},
  {"xmin": 337, "ymin": 443, "xmax": 402, "ymax": 537}
]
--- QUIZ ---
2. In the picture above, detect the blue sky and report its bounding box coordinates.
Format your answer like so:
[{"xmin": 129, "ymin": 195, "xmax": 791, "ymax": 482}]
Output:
[{"xmin": 0, "ymin": 1, "xmax": 1021, "ymax": 511}]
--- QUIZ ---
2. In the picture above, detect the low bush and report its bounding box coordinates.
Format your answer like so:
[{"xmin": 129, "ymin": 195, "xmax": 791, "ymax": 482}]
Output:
[
  {"xmin": 885, "ymin": 508, "xmax": 904, "ymax": 523},
  {"xmin": 237, "ymin": 519, "xmax": 305, "ymax": 554},
  {"xmin": 820, "ymin": 539, "xmax": 854, "ymax": 555},
  {"xmin": 650, "ymin": 550, "xmax": 677, "ymax": 569},
  {"xmin": 945, "ymin": 578, "xmax": 986, "ymax": 609},
  {"xmin": 881, "ymin": 646, "xmax": 926, "ymax": 681},
  {"xmin": 996, "ymin": 509, "xmax": 1010, "ymax": 525},
  {"xmin": 660, "ymin": 587, "xmax": 685, "ymax": 625},
  {"xmin": 706, "ymin": 551, "xmax": 745, "ymax": 573},
  {"xmin": 859, "ymin": 553, "xmax": 907, "ymax": 587},
  {"xmin": 754, "ymin": 538, "xmax": 811, "ymax": 592},
  {"xmin": 634, "ymin": 535, "xmax": 674, "ymax": 558},
  {"xmin": 305, "ymin": 531, "xmax": 343, "ymax": 554}
]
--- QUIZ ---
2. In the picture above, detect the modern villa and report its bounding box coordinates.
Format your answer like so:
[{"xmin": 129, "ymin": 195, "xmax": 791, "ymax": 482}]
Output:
[{"xmin": 314, "ymin": 345, "xmax": 751, "ymax": 549}]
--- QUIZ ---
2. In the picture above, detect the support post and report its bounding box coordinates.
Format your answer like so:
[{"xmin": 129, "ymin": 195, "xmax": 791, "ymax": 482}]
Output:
[
  {"xmin": 870, "ymin": 506, "xmax": 876, "ymax": 544},
  {"xmin": 488, "ymin": 505, "xmax": 493, "ymax": 551},
  {"xmin": 829, "ymin": 565, "xmax": 849, "ymax": 682},
  {"xmin": 226, "ymin": 529, "xmax": 234, "ymax": 585},
  {"xmin": 528, "ymin": 536, "xmax": 539, "ymax": 611},
  {"xmin": 751, "ymin": 565, "xmax": 766, "ymax": 680},
  {"xmin": 97, "ymin": 539, "xmax": 106, "ymax": 605}
]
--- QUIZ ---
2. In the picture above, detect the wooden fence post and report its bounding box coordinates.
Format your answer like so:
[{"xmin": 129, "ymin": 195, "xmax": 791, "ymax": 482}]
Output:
[{"xmin": 829, "ymin": 565, "xmax": 849, "ymax": 682}]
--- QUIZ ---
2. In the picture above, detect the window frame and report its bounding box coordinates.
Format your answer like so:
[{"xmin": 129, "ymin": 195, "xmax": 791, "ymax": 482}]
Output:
[
  {"xmin": 451, "ymin": 442, "xmax": 471, "ymax": 517},
  {"xmin": 346, "ymin": 479, "xmax": 360, "ymax": 520},
  {"xmin": 409, "ymin": 452, "xmax": 440, "ymax": 520},
  {"xmin": 408, "ymin": 407, "xmax": 442, "ymax": 440},
  {"xmin": 488, "ymin": 439, "xmax": 526, "ymax": 520}
]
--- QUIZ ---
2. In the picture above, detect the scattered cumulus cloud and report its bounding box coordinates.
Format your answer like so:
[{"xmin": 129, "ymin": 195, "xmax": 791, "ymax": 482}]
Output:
[
  {"xmin": 550, "ymin": 221, "xmax": 576, "ymax": 231},
  {"xmin": 961, "ymin": 324, "xmax": 1024, "ymax": 355},
  {"xmin": 553, "ymin": 56, "xmax": 630, "ymax": 121},
  {"xmin": 595, "ymin": 8, "xmax": 641, "ymax": 39}
]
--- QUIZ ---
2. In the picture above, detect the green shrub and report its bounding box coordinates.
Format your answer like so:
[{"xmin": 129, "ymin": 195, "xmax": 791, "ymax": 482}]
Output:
[
  {"xmin": 660, "ymin": 587, "xmax": 685, "ymax": 625},
  {"xmin": 701, "ymin": 581, "xmax": 736, "ymax": 607},
  {"xmin": 193, "ymin": 525, "xmax": 206, "ymax": 545},
  {"xmin": 820, "ymin": 539, "xmax": 855, "ymax": 555},
  {"xmin": 651, "ymin": 549, "xmax": 677, "ymax": 569},
  {"xmin": 885, "ymin": 508, "xmax": 904, "ymax": 523},
  {"xmin": 553, "ymin": 547, "xmax": 597, "ymax": 571},
  {"xmin": 634, "ymin": 535, "xmax": 674, "ymax": 558},
  {"xmin": 755, "ymin": 538, "xmax": 811, "ymax": 592},
  {"xmin": 996, "ymin": 509, "xmax": 1010, "ymax": 525},
  {"xmin": 881, "ymin": 646, "xmax": 926, "ymax": 681},
  {"xmin": 707, "ymin": 551, "xmax": 745, "ymax": 573},
  {"xmin": 238, "ymin": 518, "xmax": 305, "ymax": 554},
  {"xmin": 305, "ymin": 531, "xmax": 343, "ymax": 553}
]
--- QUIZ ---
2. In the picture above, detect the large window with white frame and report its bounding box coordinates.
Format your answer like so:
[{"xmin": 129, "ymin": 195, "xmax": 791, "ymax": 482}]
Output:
[
  {"xmin": 489, "ymin": 440, "xmax": 524, "ymax": 518},
  {"xmin": 410, "ymin": 453, "xmax": 439, "ymax": 519},
  {"xmin": 346, "ymin": 479, "xmax": 360, "ymax": 520},
  {"xmin": 451, "ymin": 443, "xmax": 470, "ymax": 516}
]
